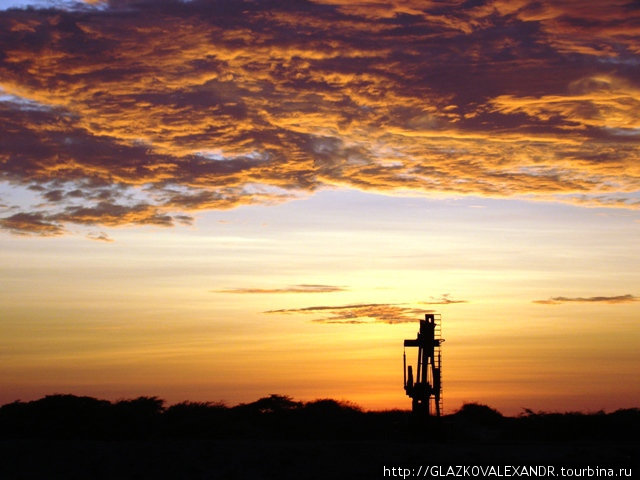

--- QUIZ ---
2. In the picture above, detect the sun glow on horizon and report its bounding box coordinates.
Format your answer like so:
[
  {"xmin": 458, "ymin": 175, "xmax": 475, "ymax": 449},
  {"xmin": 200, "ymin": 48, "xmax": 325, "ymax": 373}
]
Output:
[
  {"xmin": 2, "ymin": 190, "xmax": 639, "ymax": 415},
  {"xmin": 1, "ymin": 0, "xmax": 639, "ymax": 416}
]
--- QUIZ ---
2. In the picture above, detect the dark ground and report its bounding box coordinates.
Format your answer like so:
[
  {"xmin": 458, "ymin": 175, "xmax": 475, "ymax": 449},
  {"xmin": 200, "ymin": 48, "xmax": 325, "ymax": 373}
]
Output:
[
  {"xmin": 1, "ymin": 395, "xmax": 638, "ymax": 479},
  {"xmin": 1, "ymin": 438, "xmax": 637, "ymax": 479}
]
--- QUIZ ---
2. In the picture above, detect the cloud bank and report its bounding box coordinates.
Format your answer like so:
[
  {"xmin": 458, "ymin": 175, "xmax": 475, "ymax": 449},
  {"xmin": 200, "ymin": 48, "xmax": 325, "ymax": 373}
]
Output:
[{"xmin": 1, "ymin": 0, "xmax": 639, "ymax": 235}]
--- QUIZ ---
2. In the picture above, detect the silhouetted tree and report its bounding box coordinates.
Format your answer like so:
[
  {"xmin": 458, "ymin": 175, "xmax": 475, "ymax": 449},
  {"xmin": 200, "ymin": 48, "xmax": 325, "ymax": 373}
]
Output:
[
  {"xmin": 164, "ymin": 401, "xmax": 228, "ymax": 437},
  {"xmin": 453, "ymin": 403, "xmax": 503, "ymax": 425},
  {"xmin": 1, "ymin": 394, "xmax": 639, "ymax": 445},
  {"xmin": 110, "ymin": 396, "xmax": 165, "ymax": 438},
  {"xmin": 0, "ymin": 394, "xmax": 111, "ymax": 438},
  {"xmin": 240, "ymin": 394, "xmax": 303, "ymax": 413}
]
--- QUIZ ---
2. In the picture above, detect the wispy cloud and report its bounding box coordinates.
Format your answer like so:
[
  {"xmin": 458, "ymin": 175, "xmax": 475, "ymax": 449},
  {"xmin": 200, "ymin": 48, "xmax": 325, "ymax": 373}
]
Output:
[
  {"xmin": 420, "ymin": 294, "xmax": 468, "ymax": 305},
  {"xmin": 265, "ymin": 303, "xmax": 431, "ymax": 324},
  {"xmin": 215, "ymin": 284, "xmax": 347, "ymax": 294},
  {"xmin": 533, "ymin": 294, "xmax": 638, "ymax": 305},
  {"xmin": 1, "ymin": 0, "xmax": 639, "ymax": 235}
]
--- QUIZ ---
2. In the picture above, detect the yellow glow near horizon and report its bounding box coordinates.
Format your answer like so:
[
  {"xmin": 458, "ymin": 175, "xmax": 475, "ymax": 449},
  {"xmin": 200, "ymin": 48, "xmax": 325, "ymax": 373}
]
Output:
[
  {"xmin": 1, "ymin": 1, "xmax": 639, "ymax": 416},
  {"xmin": 1, "ymin": 192, "xmax": 639, "ymax": 415}
]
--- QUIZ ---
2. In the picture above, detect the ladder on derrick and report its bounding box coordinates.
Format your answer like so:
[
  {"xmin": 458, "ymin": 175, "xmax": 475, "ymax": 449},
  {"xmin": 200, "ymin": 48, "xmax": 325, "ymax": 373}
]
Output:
[{"xmin": 433, "ymin": 314, "xmax": 443, "ymax": 416}]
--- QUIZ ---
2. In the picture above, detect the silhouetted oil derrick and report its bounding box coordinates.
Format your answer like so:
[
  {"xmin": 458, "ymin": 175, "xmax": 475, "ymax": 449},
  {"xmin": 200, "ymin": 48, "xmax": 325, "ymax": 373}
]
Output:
[{"xmin": 403, "ymin": 314, "xmax": 444, "ymax": 416}]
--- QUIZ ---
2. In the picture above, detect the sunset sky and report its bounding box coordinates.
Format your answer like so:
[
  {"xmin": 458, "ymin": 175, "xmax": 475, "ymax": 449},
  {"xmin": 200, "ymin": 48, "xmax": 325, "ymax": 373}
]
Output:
[{"xmin": 1, "ymin": 0, "xmax": 639, "ymax": 415}]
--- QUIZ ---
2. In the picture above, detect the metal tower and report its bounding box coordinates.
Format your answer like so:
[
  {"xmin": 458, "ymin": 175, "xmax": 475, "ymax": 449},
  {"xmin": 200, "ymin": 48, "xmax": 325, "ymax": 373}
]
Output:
[{"xmin": 403, "ymin": 313, "xmax": 443, "ymax": 416}]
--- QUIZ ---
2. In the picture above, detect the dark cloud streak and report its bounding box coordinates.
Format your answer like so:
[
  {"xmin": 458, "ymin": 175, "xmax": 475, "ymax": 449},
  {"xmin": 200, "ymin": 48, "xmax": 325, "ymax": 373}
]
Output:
[
  {"xmin": 215, "ymin": 284, "xmax": 347, "ymax": 294},
  {"xmin": 420, "ymin": 294, "xmax": 468, "ymax": 305},
  {"xmin": 265, "ymin": 302, "xmax": 433, "ymax": 324},
  {"xmin": 533, "ymin": 294, "xmax": 638, "ymax": 305}
]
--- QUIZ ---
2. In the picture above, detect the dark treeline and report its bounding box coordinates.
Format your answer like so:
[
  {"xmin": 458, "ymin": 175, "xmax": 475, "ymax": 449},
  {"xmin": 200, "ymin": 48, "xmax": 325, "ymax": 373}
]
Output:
[{"xmin": 1, "ymin": 394, "xmax": 639, "ymax": 444}]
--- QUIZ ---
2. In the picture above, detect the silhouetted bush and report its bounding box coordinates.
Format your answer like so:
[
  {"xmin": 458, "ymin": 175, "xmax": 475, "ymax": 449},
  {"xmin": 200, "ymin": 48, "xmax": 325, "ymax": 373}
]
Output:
[
  {"xmin": 109, "ymin": 396, "xmax": 164, "ymax": 438},
  {"xmin": 0, "ymin": 395, "xmax": 111, "ymax": 439},
  {"xmin": 240, "ymin": 394, "xmax": 303, "ymax": 414},
  {"xmin": 1, "ymin": 394, "xmax": 639, "ymax": 444},
  {"xmin": 607, "ymin": 408, "xmax": 640, "ymax": 442},
  {"xmin": 164, "ymin": 401, "xmax": 229, "ymax": 437},
  {"xmin": 297, "ymin": 399, "xmax": 364, "ymax": 439},
  {"xmin": 453, "ymin": 402, "xmax": 503, "ymax": 425},
  {"xmin": 507, "ymin": 408, "xmax": 640, "ymax": 443}
]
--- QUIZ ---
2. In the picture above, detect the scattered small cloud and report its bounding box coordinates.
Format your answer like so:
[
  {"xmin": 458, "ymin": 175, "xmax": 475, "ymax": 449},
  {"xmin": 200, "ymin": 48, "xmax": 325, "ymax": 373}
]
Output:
[
  {"xmin": 265, "ymin": 303, "xmax": 432, "ymax": 324},
  {"xmin": 87, "ymin": 231, "xmax": 113, "ymax": 242},
  {"xmin": 533, "ymin": 294, "xmax": 638, "ymax": 305},
  {"xmin": 173, "ymin": 215, "xmax": 194, "ymax": 226},
  {"xmin": 216, "ymin": 284, "xmax": 347, "ymax": 294},
  {"xmin": 420, "ymin": 294, "xmax": 468, "ymax": 305}
]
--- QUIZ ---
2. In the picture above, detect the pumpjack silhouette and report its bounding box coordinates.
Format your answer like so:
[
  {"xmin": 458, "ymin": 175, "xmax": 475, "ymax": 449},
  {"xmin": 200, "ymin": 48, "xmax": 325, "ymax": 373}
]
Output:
[{"xmin": 403, "ymin": 314, "xmax": 443, "ymax": 416}]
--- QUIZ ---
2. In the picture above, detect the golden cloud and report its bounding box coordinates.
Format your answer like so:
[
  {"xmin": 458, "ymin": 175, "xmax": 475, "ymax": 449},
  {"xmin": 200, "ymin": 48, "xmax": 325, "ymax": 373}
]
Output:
[
  {"xmin": 0, "ymin": 0, "xmax": 639, "ymax": 235},
  {"xmin": 0, "ymin": 212, "xmax": 64, "ymax": 236}
]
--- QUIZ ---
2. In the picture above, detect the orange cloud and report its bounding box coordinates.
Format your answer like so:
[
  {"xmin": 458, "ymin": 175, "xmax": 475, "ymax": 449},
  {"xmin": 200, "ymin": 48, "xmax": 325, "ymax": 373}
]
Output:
[
  {"xmin": 1, "ymin": 0, "xmax": 639, "ymax": 235},
  {"xmin": 0, "ymin": 212, "xmax": 64, "ymax": 236},
  {"xmin": 490, "ymin": 76, "xmax": 640, "ymax": 131}
]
